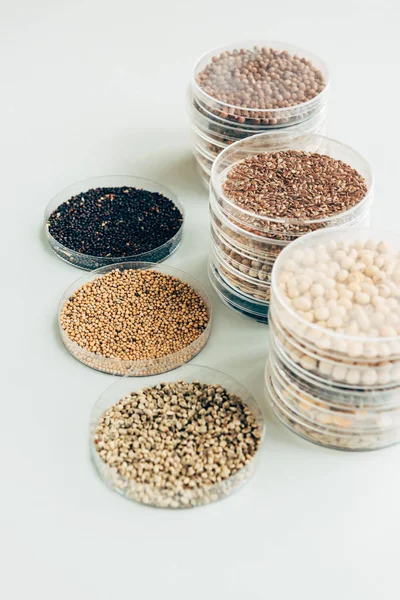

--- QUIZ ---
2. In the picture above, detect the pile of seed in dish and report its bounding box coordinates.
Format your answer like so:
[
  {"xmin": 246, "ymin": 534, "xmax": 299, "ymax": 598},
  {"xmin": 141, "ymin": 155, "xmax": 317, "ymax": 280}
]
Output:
[
  {"xmin": 48, "ymin": 186, "xmax": 183, "ymax": 257},
  {"xmin": 94, "ymin": 380, "xmax": 262, "ymax": 496},
  {"xmin": 277, "ymin": 238, "xmax": 400, "ymax": 341},
  {"xmin": 196, "ymin": 46, "xmax": 326, "ymax": 118},
  {"xmin": 223, "ymin": 150, "xmax": 368, "ymax": 220},
  {"xmin": 60, "ymin": 269, "xmax": 209, "ymax": 361}
]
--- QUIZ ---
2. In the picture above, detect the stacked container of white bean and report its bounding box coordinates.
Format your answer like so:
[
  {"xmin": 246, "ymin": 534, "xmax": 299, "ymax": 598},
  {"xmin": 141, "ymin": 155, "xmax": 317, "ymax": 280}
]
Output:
[{"xmin": 266, "ymin": 226, "xmax": 400, "ymax": 450}]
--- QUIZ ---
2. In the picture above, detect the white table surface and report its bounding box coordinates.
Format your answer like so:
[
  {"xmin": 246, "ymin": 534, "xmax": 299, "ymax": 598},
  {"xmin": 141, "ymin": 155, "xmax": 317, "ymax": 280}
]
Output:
[{"xmin": 2, "ymin": 1, "xmax": 400, "ymax": 598}]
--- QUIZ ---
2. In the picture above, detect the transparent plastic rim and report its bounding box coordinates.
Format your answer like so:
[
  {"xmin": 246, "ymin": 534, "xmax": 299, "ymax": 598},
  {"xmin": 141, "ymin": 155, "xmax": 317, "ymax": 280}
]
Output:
[
  {"xmin": 211, "ymin": 242, "xmax": 271, "ymax": 290},
  {"xmin": 188, "ymin": 86, "xmax": 329, "ymax": 135},
  {"xmin": 211, "ymin": 134, "xmax": 374, "ymax": 227},
  {"xmin": 90, "ymin": 363, "xmax": 266, "ymax": 506},
  {"xmin": 271, "ymin": 226, "xmax": 400, "ymax": 344},
  {"xmin": 211, "ymin": 218, "xmax": 277, "ymax": 266},
  {"xmin": 209, "ymin": 260, "xmax": 270, "ymax": 310},
  {"xmin": 191, "ymin": 40, "xmax": 330, "ymax": 117},
  {"xmin": 58, "ymin": 262, "xmax": 213, "ymax": 375},
  {"xmin": 269, "ymin": 302, "xmax": 400, "ymax": 365},
  {"xmin": 45, "ymin": 175, "xmax": 185, "ymax": 266},
  {"xmin": 265, "ymin": 369, "xmax": 400, "ymax": 439},
  {"xmin": 269, "ymin": 349, "xmax": 400, "ymax": 410},
  {"xmin": 269, "ymin": 332, "xmax": 400, "ymax": 399}
]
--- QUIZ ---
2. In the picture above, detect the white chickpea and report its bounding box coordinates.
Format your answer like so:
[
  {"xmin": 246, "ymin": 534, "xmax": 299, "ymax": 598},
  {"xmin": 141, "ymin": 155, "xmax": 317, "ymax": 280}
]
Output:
[
  {"xmin": 316, "ymin": 336, "xmax": 331, "ymax": 350},
  {"xmin": 332, "ymin": 366, "xmax": 347, "ymax": 381},
  {"xmin": 362, "ymin": 369, "xmax": 378, "ymax": 386},
  {"xmin": 283, "ymin": 259, "xmax": 297, "ymax": 272},
  {"xmin": 380, "ymin": 325, "xmax": 397, "ymax": 338},
  {"xmin": 336, "ymin": 269, "xmax": 349, "ymax": 283},
  {"xmin": 355, "ymin": 291, "xmax": 370, "ymax": 305},
  {"xmin": 298, "ymin": 276, "xmax": 313, "ymax": 293},
  {"xmin": 327, "ymin": 315, "xmax": 343, "ymax": 329},
  {"xmin": 309, "ymin": 283, "xmax": 324, "ymax": 298},
  {"xmin": 278, "ymin": 272, "xmax": 292, "ymax": 284},
  {"xmin": 288, "ymin": 286, "xmax": 300, "ymax": 300},
  {"xmin": 350, "ymin": 261, "xmax": 366, "ymax": 273},
  {"xmin": 377, "ymin": 369, "xmax": 391, "ymax": 386},
  {"xmin": 334, "ymin": 250, "xmax": 346, "ymax": 263},
  {"xmin": 293, "ymin": 296, "xmax": 312, "ymax": 312},
  {"xmin": 365, "ymin": 239, "xmax": 377, "ymax": 252},
  {"xmin": 377, "ymin": 241, "xmax": 390, "ymax": 254},
  {"xmin": 363, "ymin": 342, "xmax": 378, "ymax": 359},
  {"xmin": 361, "ymin": 283, "xmax": 378, "ymax": 297},
  {"xmin": 313, "ymin": 297, "xmax": 325, "ymax": 310},
  {"xmin": 300, "ymin": 355, "xmax": 317, "ymax": 371},
  {"xmin": 346, "ymin": 369, "xmax": 361, "ymax": 385},
  {"xmin": 386, "ymin": 297, "xmax": 399, "ymax": 311},
  {"xmin": 315, "ymin": 306, "xmax": 330, "ymax": 321},
  {"xmin": 302, "ymin": 249, "xmax": 316, "ymax": 266},
  {"xmin": 348, "ymin": 341, "xmax": 363, "ymax": 357},
  {"xmin": 338, "ymin": 298, "xmax": 352, "ymax": 311},
  {"xmin": 332, "ymin": 338, "xmax": 348, "ymax": 353},
  {"xmin": 292, "ymin": 249, "xmax": 305, "ymax": 263},
  {"xmin": 340, "ymin": 256, "xmax": 355, "ymax": 270},
  {"xmin": 344, "ymin": 321, "xmax": 360, "ymax": 336},
  {"xmin": 377, "ymin": 343, "xmax": 391, "ymax": 358},
  {"xmin": 327, "ymin": 240, "xmax": 337, "ymax": 253},
  {"xmin": 318, "ymin": 360, "xmax": 333, "ymax": 377},
  {"xmin": 326, "ymin": 288, "xmax": 339, "ymax": 301},
  {"xmin": 354, "ymin": 239, "xmax": 366, "ymax": 251},
  {"xmin": 348, "ymin": 281, "xmax": 361, "ymax": 294},
  {"xmin": 359, "ymin": 249, "xmax": 374, "ymax": 266}
]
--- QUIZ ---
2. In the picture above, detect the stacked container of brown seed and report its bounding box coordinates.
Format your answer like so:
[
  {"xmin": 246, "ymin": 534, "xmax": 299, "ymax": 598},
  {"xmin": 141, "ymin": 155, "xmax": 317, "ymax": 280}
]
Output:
[
  {"xmin": 208, "ymin": 133, "xmax": 374, "ymax": 323},
  {"xmin": 188, "ymin": 41, "xmax": 329, "ymax": 187}
]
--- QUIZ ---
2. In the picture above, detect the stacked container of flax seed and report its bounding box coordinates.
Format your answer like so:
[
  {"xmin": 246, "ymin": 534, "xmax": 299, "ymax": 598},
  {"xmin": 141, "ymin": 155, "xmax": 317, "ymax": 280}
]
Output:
[
  {"xmin": 188, "ymin": 41, "xmax": 329, "ymax": 187},
  {"xmin": 208, "ymin": 133, "xmax": 374, "ymax": 323}
]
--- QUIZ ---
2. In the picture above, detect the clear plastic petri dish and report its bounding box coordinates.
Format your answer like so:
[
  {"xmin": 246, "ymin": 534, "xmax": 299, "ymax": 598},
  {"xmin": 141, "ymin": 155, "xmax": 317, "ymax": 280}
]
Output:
[
  {"xmin": 265, "ymin": 363, "xmax": 400, "ymax": 451},
  {"xmin": 211, "ymin": 220, "xmax": 274, "ymax": 284},
  {"xmin": 190, "ymin": 41, "xmax": 329, "ymax": 129},
  {"xmin": 45, "ymin": 175, "xmax": 184, "ymax": 271},
  {"xmin": 269, "ymin": 306, "xmax": 400, "ymax": 388},
  {"xmin": 210, "ymin": 196, "xmax": 288, "ymax": 261},
  {"xmin": 194, "ymin": 160, "xmax": 210, "ymax": 189},
  {"xmin": 211, "ymin": 244, "xmax": 271, "ymax": 300},
  {"xmin": 208, "ymin": 261, "xmax": 269, "ymax": 323},
  {"xmin": 211, "ymin": 133, "xmax": 374, "ymax": 237},
  {"xmin": 189, "ymin": 88, "xmax": 328, "ymax": 144},
  {"xmin": 58, "ymin": 262, "xmax": 212, "ymax": 376},
  {"xmin": 269, "ymin": 333, "xmax": 400, "ymax": 408},
  {"xmin": 90, "ymin": 363, "xmax": 266, "ymax": 508},
  {"xmin": 271, "ymin": 226, "xmax": 400, "ymax": 362}
]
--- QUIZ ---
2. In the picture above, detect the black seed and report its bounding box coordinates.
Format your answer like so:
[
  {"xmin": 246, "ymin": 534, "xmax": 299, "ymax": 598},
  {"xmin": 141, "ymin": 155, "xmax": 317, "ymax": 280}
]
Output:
[{"xmin": 48, "ymin": 186, "xmax": 183, "ymax": 258}]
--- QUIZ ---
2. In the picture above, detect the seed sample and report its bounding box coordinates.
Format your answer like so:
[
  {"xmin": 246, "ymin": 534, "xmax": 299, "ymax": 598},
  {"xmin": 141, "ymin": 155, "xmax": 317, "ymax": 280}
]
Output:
[
  {"xmin": 93, "ymin": 380, "xmax": 262, "ymax": 507},
  {"xmin": 59, "ymin": 267, "xmax": 211, "ymax": 376},
  {"xmin": 196, "ymin": 46, "xmax": 326, "ymax": 124},
  {"xmin": 223, "ymin": 151, "xmax": 368, "ymax": 221},
  {"xmin": 47, "ymin": 185, "xmax": 183, "ymax": 269},
  {"xmin": 277, "ymin": 237, "xmax": 400, "ymax": 343}
]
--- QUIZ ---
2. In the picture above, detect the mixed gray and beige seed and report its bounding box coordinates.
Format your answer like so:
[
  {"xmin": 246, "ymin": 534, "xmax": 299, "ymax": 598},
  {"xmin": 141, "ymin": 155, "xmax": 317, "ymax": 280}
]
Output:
[
  {"xmin": 93, "ymin": 380, "xmax": 262, "ymax": 507},
  {"xmin": 222, "ymin": 151, "xmax": 368, "ymax": 220},
  {"xmin": 196, "ymin": 47, "xmax": 326, "ymax": 124},
  {"xmin": 60, "ymin": 269, "xmax": 210, "ymax": 362}
]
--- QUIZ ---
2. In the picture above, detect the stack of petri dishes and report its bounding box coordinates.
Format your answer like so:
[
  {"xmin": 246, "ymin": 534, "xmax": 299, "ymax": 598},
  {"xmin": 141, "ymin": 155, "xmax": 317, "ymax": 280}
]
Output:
[
  {"xmin": 266, "ymin": 226, "xmax": 400, "ymax": 451},
  {"xmin": 187, "ymin": 41, "xmax": 330, "ymax": 187},
  {"xmin": 208, "ymin": 133, "xmax": 374, "ymax": 324}
]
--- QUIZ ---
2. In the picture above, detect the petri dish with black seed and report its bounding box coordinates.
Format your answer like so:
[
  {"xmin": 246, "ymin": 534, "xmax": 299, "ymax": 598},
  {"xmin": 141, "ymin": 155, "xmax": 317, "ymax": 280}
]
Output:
[{"xmin": 45, "ymin": 175, "xmax": 184, "ymax": 270}]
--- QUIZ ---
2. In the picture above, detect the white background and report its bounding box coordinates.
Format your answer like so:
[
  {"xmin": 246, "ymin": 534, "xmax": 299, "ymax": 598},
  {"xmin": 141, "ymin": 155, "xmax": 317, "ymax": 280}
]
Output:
[{"xmin": 2, "ymin": 1, "xmax": 400, "ymax": 598}]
